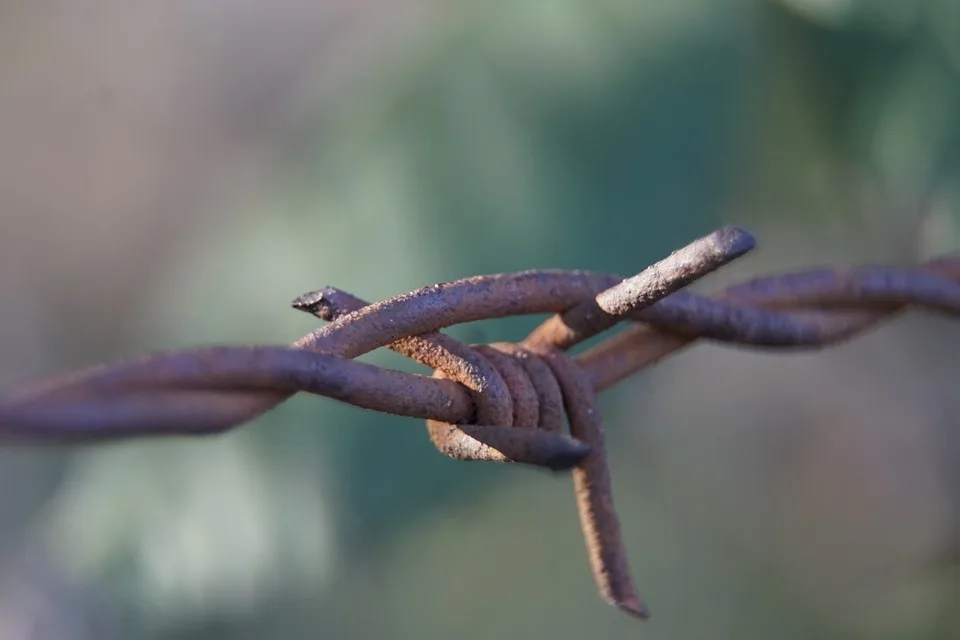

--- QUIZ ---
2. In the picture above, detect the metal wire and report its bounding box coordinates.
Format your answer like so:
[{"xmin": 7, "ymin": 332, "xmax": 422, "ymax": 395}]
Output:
[{"xmin": 2, "ymin": 226, "xmax": 959, "ymax": 621}]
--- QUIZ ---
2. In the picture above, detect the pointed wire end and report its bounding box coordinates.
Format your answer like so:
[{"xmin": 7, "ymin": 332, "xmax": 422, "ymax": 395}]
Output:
[
  {"xmin": 541, "ymin": 437, "xmax": 592, "ymax": 471},
  {"xmin": 614, "ymin": 596, "xmax": 651, "ymax": 620},
  {"xmin": 291, "ymin": 289, "xmax": 337, "ymax": 320},
  {"xmin": 713, "ymin": 226, "xmax": 757, "ymax": 260}
]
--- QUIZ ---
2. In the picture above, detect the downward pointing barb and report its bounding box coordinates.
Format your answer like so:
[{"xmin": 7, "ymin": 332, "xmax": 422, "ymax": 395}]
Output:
[{"xmin": 615, "ymin": 595, "xmax": 651, "ymax": 620}]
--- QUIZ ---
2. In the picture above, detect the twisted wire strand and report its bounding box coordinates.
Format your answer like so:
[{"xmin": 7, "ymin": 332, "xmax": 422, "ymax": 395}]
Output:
[
  {"xmin": 579, "ymin": 255, "xmax": 960, "ymax": 390},
  {"xmin": 2, "ymin": 227, "xmax": 959, "ymax": 621},
  {"xmin": 8, "ymin": 256, "xmax": 959, "ymax": 437}
]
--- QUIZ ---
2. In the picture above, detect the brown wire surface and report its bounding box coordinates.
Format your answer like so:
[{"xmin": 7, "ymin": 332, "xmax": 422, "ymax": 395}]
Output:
[{"xmin": 2, "ymin": 226, "xmax": 959, "ymax": 621}]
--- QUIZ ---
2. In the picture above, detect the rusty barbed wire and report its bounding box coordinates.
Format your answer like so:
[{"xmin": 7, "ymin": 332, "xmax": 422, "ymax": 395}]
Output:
[{"xmin": 2, "ymin": 226, "xmax": 960, "ymax": 621}]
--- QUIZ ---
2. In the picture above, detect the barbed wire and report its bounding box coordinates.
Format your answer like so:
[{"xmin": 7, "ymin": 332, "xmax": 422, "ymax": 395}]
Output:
[{"xmin": 2, "ymin": 226, "xmax": 960, "ymax": 621}]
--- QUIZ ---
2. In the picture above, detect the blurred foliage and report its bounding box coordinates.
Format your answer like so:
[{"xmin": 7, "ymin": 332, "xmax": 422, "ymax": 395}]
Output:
[
  {"xmin": 2, "ymin": 0, "xmax": 960, "ymax": 638},
  {"xmin": 144, "ymin": 0, "xmax": 754, "ymax": 566}
]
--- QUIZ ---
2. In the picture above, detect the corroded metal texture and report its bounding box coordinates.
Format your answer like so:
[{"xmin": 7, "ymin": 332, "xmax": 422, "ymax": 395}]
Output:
[{"xmin": 2, "ymin": 226, "xmax": 959, "ymax": 622}]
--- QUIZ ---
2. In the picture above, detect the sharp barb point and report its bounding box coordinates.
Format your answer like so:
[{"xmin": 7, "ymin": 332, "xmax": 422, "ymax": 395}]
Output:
[{"xmin": 614, "ymin": 597, "xmax": 651, "ymax": 620}]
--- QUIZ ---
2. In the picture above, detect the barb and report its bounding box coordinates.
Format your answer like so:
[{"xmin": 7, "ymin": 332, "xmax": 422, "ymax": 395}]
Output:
[{"xmin": 1, "ymin": 226, "xmax": 959, "ymax": 622}]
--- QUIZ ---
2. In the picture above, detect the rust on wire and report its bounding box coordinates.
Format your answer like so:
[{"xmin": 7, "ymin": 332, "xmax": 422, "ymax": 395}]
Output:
[{"xmin": 1, "ymin": 226, "xmax": 959, "ymax": 621}]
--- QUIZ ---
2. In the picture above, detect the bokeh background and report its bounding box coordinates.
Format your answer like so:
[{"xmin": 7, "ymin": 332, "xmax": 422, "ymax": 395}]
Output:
[{"xmin": 2, "ymin": 0, "xmax": 960, "ymax": 638}]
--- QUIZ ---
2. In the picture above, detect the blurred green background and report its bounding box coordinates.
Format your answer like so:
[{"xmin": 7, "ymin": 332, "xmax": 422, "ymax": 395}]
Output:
[{"xmin": 2, "ymin": 0, "xmax": 960, "ymax": 637}]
